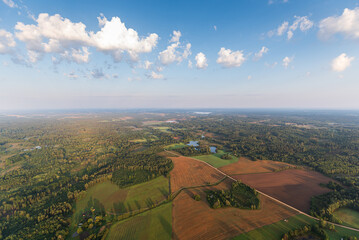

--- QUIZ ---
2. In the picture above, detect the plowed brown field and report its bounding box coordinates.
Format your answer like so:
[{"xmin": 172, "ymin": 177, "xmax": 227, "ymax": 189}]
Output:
[
  {"xmin": 234, "ymin": 169, "xmax": 334, "ymax": 212},
  {"xmin": 220, "ymin": 157, "xmax": 295, "ymax": 175},
  {"xmin": 169, "ymin": 156, "xmax": 297, "ymax": 240},
  {"xmin": 172, "ymin": 181, "xmax": 297, "ymax": 240},
  {"xmin": 169, "ymin": 156, "xmax": 225, "ymax": 193}
]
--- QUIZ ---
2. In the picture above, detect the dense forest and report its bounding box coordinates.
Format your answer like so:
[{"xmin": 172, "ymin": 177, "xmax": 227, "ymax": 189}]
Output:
[{"xmin": 0, "ymin": 110, "xmax": 359, "ymax": 239}]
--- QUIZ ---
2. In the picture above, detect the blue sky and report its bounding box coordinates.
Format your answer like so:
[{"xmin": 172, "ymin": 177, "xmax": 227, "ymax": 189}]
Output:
[{"xmin": 0, "ymin": 0, "xmax": 359, "ymax": 110}]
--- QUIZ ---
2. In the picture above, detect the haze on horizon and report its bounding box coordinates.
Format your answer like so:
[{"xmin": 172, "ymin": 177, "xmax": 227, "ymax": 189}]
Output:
[{"xmin": 1, "ymin": 0, "xmax": 359, "ymax": 110}]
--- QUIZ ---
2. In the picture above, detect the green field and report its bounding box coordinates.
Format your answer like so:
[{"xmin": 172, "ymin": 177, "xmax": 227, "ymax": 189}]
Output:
[
  {"xmin": 193, "ymin": 150, "xmax": 239, "ymax": 168},
  {"xmin": 152, "ymin": 126, "xmax": 171, "ymax": 133},
  {"xmin": 234, "ymin": 214, "xmax": 359, "ymax": 240},
  {"xmin": 166, "ymin": 143, "xmax": 186, "ymax": 150},
  {"xmin": 106, "ymin": 202, "xmax": 172, "ymax": 240},
  {"xmin": 333, "ymin": 208, "xmax": 359, "ymax": 229},
  {"xmin": 72, "ymin": 176, "xmax": 169, "ymax": 226},
  {"xmin": 129, "ymin": 138, "xmax": 147, "ymax": 143}
]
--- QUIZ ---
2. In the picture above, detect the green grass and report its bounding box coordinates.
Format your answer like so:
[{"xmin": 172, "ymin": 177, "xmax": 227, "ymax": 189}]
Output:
[
  {"xmin": 233, "ymin": 214, "xmax": 359, "ymax": 240},
  {"xmin": 106, "ymin": 202, "xmax": 172, "ymax": 240},
  {"xmin": 152, "ymin": 126, "xmax": 171, "ymax": 133},
  {"xmin": 333, "ymin": 208, "xmax": 359, "ymax": 229},
  {"xmin": 166, "ymin": 143, "xmax": 186, "ymax": 150},
  {"xmin": 193, "ymin": 150, "xmax": 239, "ymax": 168},
  {"xmin": 129, "ymin": 138, "xmax": 147, "ymax": 143},
  {"xmin": 233, "ymin": 214, "xmax": 316, "ymax": 240},
  {"xmin": 71, "ymin": 176, "xmax": 169, "ymax": 227}
]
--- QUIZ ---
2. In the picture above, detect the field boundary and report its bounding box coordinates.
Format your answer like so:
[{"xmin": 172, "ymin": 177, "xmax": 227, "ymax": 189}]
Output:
[{"xmin": 165, "ymin": 150, "xmax": 359, "ymax": 233}]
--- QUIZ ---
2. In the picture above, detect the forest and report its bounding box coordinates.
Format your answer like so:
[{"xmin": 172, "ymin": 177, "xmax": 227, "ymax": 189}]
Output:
[{"xmin": 0, "ymin": 110, "xmax": 358, "ymax": 239}]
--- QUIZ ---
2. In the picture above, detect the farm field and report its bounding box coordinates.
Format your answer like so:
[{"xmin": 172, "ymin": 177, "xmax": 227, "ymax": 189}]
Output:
[
  {"xmin": 192, "ymin": 150, "xmax": 239, "ymax": 168},
  {"xmin": 106, "ymin": 202, "xmax": 172, "ymax": 240},
  {"xmin": 172, "ymin": 181, "xmax": 297, "ymax": 240},
  {"xmin": 233, "ymin": 169, "xmax": 334, "ymax": 212},
  {"xmin": 72, "ymin": 176, "xmax": 169, "ymax": 225},
  {"xmin": 233, "ymin": 214, "xmax": 316, "ymax": 240},
  {"xmin": 166, "ymin": 143, "xmax": 186, "ymax": 150},
  {"xmin": 129, "ymin": 138, "xmax": 147, "ymax": 143},
  {"xmin": 333, "ymin": 208, "xmax": 359, "ymax": 229},
  {"xmin": 169, "ymin": 156, "xmax": 225, "ymax": 193},
  {"xmin": 219, "ymin": 157, "xmax": 295, "ymax": 175}
]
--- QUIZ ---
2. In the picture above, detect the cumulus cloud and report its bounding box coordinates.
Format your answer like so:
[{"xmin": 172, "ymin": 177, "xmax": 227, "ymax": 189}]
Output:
[
  {"xmin": 319, "ymin": 8, "xmax": 359, "ymax": 40},
  {"xmin": 14, "ymin": 13, "xmax": 158, "ymax": 63},
  {"xmin": 64, "ymin": 71, "xmax": 78, "ymax": 79},
  {"xmin": 195, "ymin": 52, "xmax": 208, "ymax": 69},
  {"xmin": 147, "ymin": 71, "xmax": 164, "ymax": 79},
  {"xmin": 282, "ymin": 56, "xmax": 293, "ymax": 68},
  {"xmin": 216, "ymin": 47, "xmax": 246, "ymax": 68},
  {"xmin": 158, "ymin": 31, "xmax": 191, "ymax": 65},
  {"xmin": 273, "ymin": 16, "xmax": 313, "ymax": 40},
  {"xmin": 188, "ymin": 60, "xmax": 193, "ymax": 68},
  {"xmin": 0, "ymin": 29, "xmax": 16, "ymax": 54},
  {"xmin": 91, "ymin": 15, "xmax": 158, "ymax": 61},
  {"xmin": 170, "ymin": 30, "xmax": 181, "ymax": 43},
  {"xmin": 331, "ymin": 53, "xmax": 354, "ymax": 72},
  {"xmin": 254, "ymin": 46, "xmax": 269, "ymax": 60},
  {"xmin": 2, "ymin": 0, "xmax": 17, "ymax": 8}
]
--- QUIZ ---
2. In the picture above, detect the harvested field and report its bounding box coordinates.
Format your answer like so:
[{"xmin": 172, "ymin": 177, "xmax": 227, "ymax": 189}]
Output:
[
  {"xmin": 233, "ymin": 169, "xmax": 334, "ymax": 212},
  {"xmin": 169, "ymin": 156, "xmax": 225, "ymax": 193},
  {"xmin": 172, "ymin": 179, "xmax": 297, "ymax": 240},
  {"xmin": 220, "ymin": 157, "xmax": 295, "ymax": 175}
]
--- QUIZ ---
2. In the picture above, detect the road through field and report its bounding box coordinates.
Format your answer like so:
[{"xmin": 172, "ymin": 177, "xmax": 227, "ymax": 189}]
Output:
[{"xmin": 165, "ymin": 150, "xmax": 359, "ymax": 233}]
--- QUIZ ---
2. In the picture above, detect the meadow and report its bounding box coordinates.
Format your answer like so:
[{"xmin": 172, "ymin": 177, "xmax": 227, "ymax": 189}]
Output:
[
  {"xmin": 106, "ymin": 202, "xmax": 172, "ymax": 240},
  {"xmin": 333, "ymin": 208, "xmax": 359, "ymax": 229},
  {"xmin": 192, "ymin": 150, "xmax": 239, "ymax": 168}
]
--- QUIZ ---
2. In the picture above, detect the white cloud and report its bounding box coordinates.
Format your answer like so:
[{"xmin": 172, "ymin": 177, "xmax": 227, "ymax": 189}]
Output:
[
  {"xmin": 287, "ymin": 16, "xmax": 313, "ymax": 40},
  {"xmin": 254, "ymin": 46, "xmax": 269, "ymax": 60},
  {"xmin": 2, "ymin": 0, "xmax": 17, "ymax": 8},
  {"xmin": 158, "ymin": 34, "xmax": 191, "ymax": 65},
  {"xmin": 247, "ymin": 75, "xmax": 252, "ymax": 80},
  {"xmin": 188, "ymin": 60, "xmax": 192, "ymax": 68},
  {"xmin": 91, "ymin": 16, "xmax": 158, "ymax": 61},
  {"xmin": 170, "ymin": 30, "xmax": 181, "ymax": 43},
  {"xmin": 195, "ymin": 52, "xmax": 208, "ymax": 69},
  {"xmin": 216, "ymin": 47, "xmax": 246, "ymax": 68},
  {"xmin": 274, "ymin": 16, "xmax": 313, "ymax": 40},
  {"xmin": 142, "ymin": 60, "xmax": 153, "ymax": 69},
  {"xmin": 148, "ymin": 71, "xmax": 164, "ymax": 79},
  {"xmin": 214, "ymin": 25, "xmax": 217, "ymax": 31},
  {"xmin": 277, "ymin": 21, "xmax": 288, "ymax": 36},
  {"xmin": 0, "ymin": 29, "xmax": 16, "ymax": 54},
  {"xmin": 319, "ymin": 8, "xmax": 359, "ymax": 40},
  {"xmin": 61, "ymin": 47, "xmax": 90, "ymax": 63},
  {"xmin": 282, "ymin": 56, "xmax": 293, "ymax": 68},
  {"xmin": 14, "ymin": 13, "xmax": 158, "ymax": 63},
  {"xmin": 331, "ymin": 53, "xmax": 354, "ymax": 72}
]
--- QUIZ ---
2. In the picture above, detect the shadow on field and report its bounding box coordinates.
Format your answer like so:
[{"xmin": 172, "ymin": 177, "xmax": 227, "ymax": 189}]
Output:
[
  {"xmin": 159, "ymin": 215, "xmax": 173, "ymax": 238},
  {"xmin": 158, "ymin": 187, "xmax": 169, "ymax": 197},
  {"xmin": 113, "ymin": 201, "xmax": 127, "ymax": 214},
  {"xmin": 134, "ymin": 200, "xmax": 141, "ymax": 210},
  {"xmin": 145, "ymin": 197, "xmax": 154, "ymax": 208}
]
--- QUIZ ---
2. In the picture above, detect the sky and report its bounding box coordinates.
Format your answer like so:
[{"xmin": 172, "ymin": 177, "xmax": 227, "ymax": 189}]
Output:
[{"xmin": 0, "ymin": 0, "xmax": 359, "ymax": 110}]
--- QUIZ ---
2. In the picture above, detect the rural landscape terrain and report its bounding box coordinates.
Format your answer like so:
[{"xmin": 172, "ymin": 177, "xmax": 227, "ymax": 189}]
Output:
[{"xmin": 0, "ymin": 110, "xmax": 359, "ymax": 240}]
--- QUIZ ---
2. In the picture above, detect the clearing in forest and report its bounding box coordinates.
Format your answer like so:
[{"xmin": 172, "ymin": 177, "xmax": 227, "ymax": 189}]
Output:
[
  {"xmin": 219, "ymin": 157, "xmax": 295, "ymax": 175},
  {"xmin": 233, "ymin": 169, "xmax": 334, "ymax": 212},
  {"xmin": 192, "ymin": 150, "xmax": 239, "ymax": 168},
  {"xmin": 333, "ymin": 208, "xmax": 359, "ymax": 229},
  {"xmin": 106, "ymin": 202, "xmax": 172, "ymax": 240}
]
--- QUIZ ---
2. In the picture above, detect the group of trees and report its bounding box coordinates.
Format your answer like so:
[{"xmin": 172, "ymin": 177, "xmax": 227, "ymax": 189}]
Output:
[{"xmin": 206, "ymin": 181, "xmax": 259, "ymax": 210}]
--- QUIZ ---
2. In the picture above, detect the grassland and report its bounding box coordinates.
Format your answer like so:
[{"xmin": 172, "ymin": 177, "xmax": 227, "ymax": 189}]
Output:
[
  {"xmin": 129, "ymin": 138, "xmax": 147, "ymax": 143},
  {"xmin": 166, "ymin": 143, "xmax": 186, "ymax": 150},
  {"xmin": 152, "ymin": 126, "xmax": 171, "ymax": 133},
  {"xmin": 72, "ymin": 176, "xmax": 169, "ymax": 226},
  {"xmin": 106, "ymin": 202, "xmax": 172, "ymax": 240},
  {"xmin": 192, "ymin": 150, "xmax": 239, "ymax": 168},
  {"xmin": 233, "ymin": 214, "xmax": 316, "ymax": 240},
  {"xmin": 333, "ymin": 208, "xmax": 359, "ymax": 229},
  {"xmin": 234, "ymin": 213, "xmax": 359, "ymax": 240}
]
